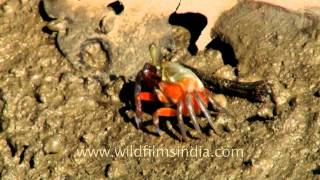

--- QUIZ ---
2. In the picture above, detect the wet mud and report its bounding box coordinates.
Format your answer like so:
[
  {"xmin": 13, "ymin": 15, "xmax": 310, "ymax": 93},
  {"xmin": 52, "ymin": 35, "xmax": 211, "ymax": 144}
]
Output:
[{"xmin": 0, "ymin": 0, "xmax": 319, "ymax": 179}]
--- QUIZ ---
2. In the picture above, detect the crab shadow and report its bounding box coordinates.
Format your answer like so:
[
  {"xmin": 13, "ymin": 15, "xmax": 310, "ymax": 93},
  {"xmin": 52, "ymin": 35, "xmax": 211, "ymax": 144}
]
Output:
[{"xmin": 118, "ymin": 81, "xmax": 209, "ymax": 141}]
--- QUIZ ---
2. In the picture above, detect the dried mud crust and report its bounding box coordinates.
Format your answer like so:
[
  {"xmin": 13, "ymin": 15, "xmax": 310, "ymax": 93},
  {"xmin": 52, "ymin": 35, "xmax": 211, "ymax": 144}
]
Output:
[
  {"xmin": 41, "ymin": 0, "xmax": 174, "ymax": 77},
  {"xmin": 0, "ymin": 0, "xmax": 319, "ymax": 179}
]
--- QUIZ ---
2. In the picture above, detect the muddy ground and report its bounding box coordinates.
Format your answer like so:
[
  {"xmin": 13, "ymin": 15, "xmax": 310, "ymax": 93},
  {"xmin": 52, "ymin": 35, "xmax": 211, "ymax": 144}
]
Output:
[{"xmin": 0, "ymin": 0, "xmax": 320, "ymax": 179}]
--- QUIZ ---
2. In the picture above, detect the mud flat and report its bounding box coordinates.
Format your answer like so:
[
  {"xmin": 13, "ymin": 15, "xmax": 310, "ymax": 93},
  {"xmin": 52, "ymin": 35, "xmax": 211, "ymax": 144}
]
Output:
[{"xmin": 0, "ymin": 0, "xmax": 319, "ymax": 179}]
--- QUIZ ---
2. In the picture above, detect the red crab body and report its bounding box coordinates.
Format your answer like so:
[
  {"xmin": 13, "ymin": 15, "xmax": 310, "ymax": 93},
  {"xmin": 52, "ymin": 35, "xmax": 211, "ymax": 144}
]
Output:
[
  {"xmin": 156, "ymin": 62, "xmax": 209, "ymax": 116},
  {"xmin": 134, "ymin": 44, "xmax": 225, "ymax": 141}
]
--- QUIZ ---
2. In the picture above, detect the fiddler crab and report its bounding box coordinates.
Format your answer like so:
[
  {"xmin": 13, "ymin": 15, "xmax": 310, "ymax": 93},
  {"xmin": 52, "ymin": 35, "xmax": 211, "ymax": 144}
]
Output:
[{"xmin": 134, "ymin": 44, "xmax": 239, "ymax": 141}]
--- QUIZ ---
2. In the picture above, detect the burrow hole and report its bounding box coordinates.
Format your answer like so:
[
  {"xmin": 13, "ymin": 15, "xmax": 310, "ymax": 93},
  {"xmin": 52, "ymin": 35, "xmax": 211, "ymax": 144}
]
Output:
[{"xmin": 107, "ymin": 1, "xmax": 124, "ymax": 15}]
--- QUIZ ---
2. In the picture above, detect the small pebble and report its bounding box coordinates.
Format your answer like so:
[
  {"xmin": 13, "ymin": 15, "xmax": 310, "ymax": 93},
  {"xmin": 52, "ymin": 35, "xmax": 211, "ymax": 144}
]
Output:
[
  {"xmin": 214, "ymin": 65, "xmax": 236, "ymax": 80},
  {"xmin": 44, "ymin": 134, "xmax": 65, "ymax": 154},
  {"xmin": 257, "ymin": 103, "xmax": 274, "ymax": 119},
  {"xmin": 212, "ymin": 94, "xmax": 228, "ymax": 108}
]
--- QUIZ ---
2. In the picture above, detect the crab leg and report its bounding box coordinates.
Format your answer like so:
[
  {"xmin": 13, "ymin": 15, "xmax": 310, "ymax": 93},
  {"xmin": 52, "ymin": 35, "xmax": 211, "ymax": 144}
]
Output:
[
  {"xmin": 152, "ymin": 108, "xmax": 177, "ymax": 135},
  {"xmin": 177, "ymin": 101, "xmax": 188, "ymax": 141},
  {"xmin": 134, "ymin": 72, "xmax": 144, "ymax": 128},
  {"xmin": 134, "ymin": 92, "xmax": 157, "ymax": 128},
  {"xmin": 194, "ymin": 91, "xmax": 215, "ymax": 130},
  {"xmin": 205, "ymin": 90, "xmax": 237, "ymax": 134},
  {"xmin": 185, "ymin": 93, "xmax": 201, "ymax": 133}
]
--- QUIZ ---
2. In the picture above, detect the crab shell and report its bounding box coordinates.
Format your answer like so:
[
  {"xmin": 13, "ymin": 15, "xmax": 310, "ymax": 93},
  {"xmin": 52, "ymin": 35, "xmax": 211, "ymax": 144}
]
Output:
[{"xmin": 157, "ymin": 62, "xmax": 208, "ymax": 115}]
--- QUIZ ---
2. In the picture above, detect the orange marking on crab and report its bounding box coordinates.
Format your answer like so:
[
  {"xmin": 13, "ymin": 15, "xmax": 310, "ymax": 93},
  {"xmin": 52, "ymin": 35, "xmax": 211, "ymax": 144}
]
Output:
[
  {"xmin": 158, "ymin": 82, "xmax": 183, "ymax": 104},
  {"xmin": 158, "ymin": 80, "xmax": 209, "ymax": 116},
  {"xmin": 137, "ymin": 92, "xmax": 157, "ymax": 102},
  {"xmin": 153, "ymin": 107, "xmax": 177, "ymax": 117}
]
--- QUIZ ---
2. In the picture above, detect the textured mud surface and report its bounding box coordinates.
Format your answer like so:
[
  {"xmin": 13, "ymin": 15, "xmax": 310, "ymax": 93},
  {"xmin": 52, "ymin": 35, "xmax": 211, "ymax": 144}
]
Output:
[
  {"xmin": 0, "ymin": 0, "xmax": 320, "ymax": 179},
  {"xmin": 41, "ymin": 0, "xmax": 174, "ymax": 77}
]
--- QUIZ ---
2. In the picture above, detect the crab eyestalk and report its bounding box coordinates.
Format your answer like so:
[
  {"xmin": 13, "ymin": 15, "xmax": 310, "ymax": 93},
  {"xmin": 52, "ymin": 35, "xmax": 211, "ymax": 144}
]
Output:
[{"xmin": 149, "ymin": 43, "xmax": 161, "ymax": 69}]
